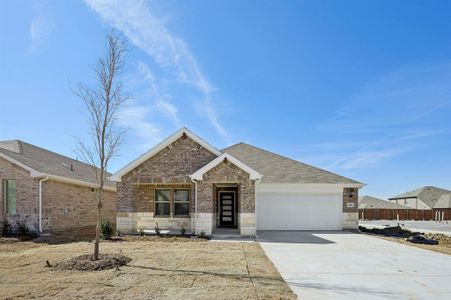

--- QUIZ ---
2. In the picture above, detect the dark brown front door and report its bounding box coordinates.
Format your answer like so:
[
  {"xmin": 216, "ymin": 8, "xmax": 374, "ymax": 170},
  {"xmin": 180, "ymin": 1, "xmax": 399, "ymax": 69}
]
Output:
[{"xmin": 219, "ymin": 192, "xmax": 235, "ymax": 227}]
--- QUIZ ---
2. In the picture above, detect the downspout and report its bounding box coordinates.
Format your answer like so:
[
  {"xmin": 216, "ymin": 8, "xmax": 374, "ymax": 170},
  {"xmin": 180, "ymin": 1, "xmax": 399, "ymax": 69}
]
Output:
[
  {"xmin": 38, "ymin": 176, "xmax": 49, "ymax": 233},
  {"xmin": 254, "ymin": 177, "xmax": 261, "ymax": 238},
  {"xmin": 190, "ymin": 177, "xmax": 198, "ymax": 234}
]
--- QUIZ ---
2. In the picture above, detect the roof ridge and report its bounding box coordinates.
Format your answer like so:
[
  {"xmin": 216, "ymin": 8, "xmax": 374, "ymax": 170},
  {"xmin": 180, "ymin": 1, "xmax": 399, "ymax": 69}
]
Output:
[{"xmin": 224, "ymin": 142, "xmax": 361, "ymax": 184}]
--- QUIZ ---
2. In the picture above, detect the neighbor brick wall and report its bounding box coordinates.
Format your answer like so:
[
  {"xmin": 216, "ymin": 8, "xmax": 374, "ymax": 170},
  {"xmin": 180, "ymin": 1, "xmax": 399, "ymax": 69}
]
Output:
[
  {"xmin": 0, "ymin": 156, "xmax": 39, "ymax": 231},
  {"xmin": 42, "ymin": 180, "xmax": 117, "ymax": 231},
  {"xmin": 343, "ymin": 187, "xmax": 358, "ymax": 213},
  {"xmin": 117, "ymin": 135, "xmax": 217, "ymax": 213},
  {"xmin": 198, "ymin": 160, "xmax": 255, "ymax": 213}
]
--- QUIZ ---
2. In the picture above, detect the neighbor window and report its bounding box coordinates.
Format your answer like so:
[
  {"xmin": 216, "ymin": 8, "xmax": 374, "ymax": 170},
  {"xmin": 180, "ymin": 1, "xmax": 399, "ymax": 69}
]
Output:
[
  {"xmin": 3, "ymin": 180, "xmax": 17, "ymax": 214},
  {"xmin": 155, "ymin": 189, "xmax": 171, "ymax": 216},
  {"xmin": 154, "ymin": 188, "xmax": 190, "ymax": 217}
]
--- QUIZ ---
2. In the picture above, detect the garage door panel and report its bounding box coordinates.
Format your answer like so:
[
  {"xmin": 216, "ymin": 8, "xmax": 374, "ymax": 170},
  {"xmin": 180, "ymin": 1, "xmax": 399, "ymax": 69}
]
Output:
[{"xmin": 257, "ymin": 193, "xmax": 342, "ymax": 230}]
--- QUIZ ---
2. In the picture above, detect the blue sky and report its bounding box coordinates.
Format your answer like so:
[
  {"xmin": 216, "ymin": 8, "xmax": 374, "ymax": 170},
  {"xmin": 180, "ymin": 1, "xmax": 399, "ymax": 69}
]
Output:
[{"xmin": 1, "ymin": 0, "xmax": 451, "ymax": 199}]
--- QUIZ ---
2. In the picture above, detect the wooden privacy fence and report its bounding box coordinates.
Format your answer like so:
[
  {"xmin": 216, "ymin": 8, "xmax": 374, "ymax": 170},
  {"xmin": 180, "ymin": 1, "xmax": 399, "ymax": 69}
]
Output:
[
  {"xmin": 359, "ymin": 209, "xmax": 435, "ymax": 221},
  {"xmin": 434, "ymin": 208, "xmax": 451, "ymax": 221}
]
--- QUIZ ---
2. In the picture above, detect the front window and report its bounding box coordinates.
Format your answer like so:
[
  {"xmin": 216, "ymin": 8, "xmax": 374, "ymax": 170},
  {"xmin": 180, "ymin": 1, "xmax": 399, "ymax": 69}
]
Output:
[
  {"xmin": 174, "ymin": 189, "xmax": 190, "ymax": 216},
  {"xmin": 155, "ymin": 189, "xmax": 171, "ymax": 216},
  {"xmin": 154, "ymin": 188, "xmax": 190, "ymax": 217},
  {"xmin": 3, "ymin": 180, "xmax": 17, "ymax": 214}
]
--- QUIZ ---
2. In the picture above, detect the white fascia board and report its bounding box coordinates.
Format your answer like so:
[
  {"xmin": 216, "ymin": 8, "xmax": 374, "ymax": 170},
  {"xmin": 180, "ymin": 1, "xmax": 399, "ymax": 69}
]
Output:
[
  {"xmin": 110, "ymin": 127, "xmax": 222, "ymax": 182},
  {"xmin": 190, "ymin": 153, "xmax": 262, "ymax": 181},
  {"xmin": 0, "ymin": 152, "xmax": 42, "ymax": 177},
  {"xmin": 257, "ymin": 183, "xmax": 364, "ymax": 194},
  {"xmin": 42, "ymin": 173, "xmax": 116, "ymax": 192}
]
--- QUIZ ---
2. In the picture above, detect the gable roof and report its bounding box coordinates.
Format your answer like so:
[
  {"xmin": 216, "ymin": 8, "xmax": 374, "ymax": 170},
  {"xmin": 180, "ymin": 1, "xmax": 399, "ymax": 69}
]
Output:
[
  {"xmin": 190, "ymin": 153, "xmax": 262, "ymax": 181},
  {"xmin": 434, "ymin": 194, "xmax": 451, "ymax": 209},
  {"xmin": 359, "ymin": 195, "xmax": 410, "ymax": 209},
  {"xmin": 0, "ymin": 140, "xmax": 115, "ymax": 190},
  {"xmin": 389, "ymin": 186, "xmax": 451, "ymax": 208},
  {"xmin": 222, "ymin": 142, "xmax": 363, "ymax": 186},
  {"xmin": 110, "ymin": 128, "xmax": 222, "ymax": 182}
]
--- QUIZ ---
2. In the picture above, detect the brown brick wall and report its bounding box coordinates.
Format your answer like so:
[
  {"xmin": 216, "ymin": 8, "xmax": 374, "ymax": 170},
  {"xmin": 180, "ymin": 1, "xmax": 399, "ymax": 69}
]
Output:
[
  {"xmin": 117, "ymin": 135, "xmax": 217, "ymax": 213},
  {"xmin": 42, "ymin": 180, "xmax": 117, "ymax": 231},
  {"xmin": 343, "ymin": 187, "xmax": 358, "ymax": 213},
  {"xmin": 198, "ymin": 160, "xmax": 255, "ymax": 213},
  {"xmin": 0, "ymin": 156, "xmax": 39, "ymax": 231}
]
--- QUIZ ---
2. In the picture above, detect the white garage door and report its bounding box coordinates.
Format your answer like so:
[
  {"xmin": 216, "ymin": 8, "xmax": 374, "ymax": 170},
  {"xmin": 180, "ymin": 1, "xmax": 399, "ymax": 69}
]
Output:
[{"xmin": 257, "ymin": 193, "xmax": 342, "ymax": 230}]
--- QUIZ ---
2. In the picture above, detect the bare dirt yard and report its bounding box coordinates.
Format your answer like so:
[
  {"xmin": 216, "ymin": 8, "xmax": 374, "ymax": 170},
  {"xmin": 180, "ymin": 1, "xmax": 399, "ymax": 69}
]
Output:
[{"xmin": 0, "ymin": 236, "xmax": 296, "ymax": 299}]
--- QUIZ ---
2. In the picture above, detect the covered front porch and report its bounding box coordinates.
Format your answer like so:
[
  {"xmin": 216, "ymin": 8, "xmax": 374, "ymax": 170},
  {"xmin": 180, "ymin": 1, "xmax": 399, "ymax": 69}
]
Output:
[{"xmin": 191, "ymin": 153, "xmax": 262, "ymax": 237}]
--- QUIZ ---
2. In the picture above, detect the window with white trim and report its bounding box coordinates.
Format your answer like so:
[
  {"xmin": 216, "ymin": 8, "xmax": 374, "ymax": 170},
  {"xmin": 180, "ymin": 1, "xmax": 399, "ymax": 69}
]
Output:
[
  {"xmin": 174, "ymin": 189, "xmax": 190, "ymax": 216},
  {"xmin": 3, "ymin": 179, "xmax": 17, "ymax": 214},
  {"xmin": 154, "ymin": 188, "xmax": 190, "ymax": 217},
  {"xmin": 155, "ymin": 189, "xmax": 171, "ymax": 216}
]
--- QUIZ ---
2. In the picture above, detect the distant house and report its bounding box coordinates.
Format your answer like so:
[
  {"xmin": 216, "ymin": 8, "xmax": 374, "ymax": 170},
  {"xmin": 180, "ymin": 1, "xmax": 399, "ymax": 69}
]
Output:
[
  {"xmin": 0, "ymin": 140, "xmax": 116, "ymax": 233},
  {"xmin": 434, "ymin": 194, "xmax": 451, "ymax": 220},
  {"xmin": 388, "ymin": 186, "xmax": 451, "ymax": 210},
  {"xmin": 359, "ymin": 195, "xmax": 410, "ymax": 209},
  {"xmin": 359, "ymin": 195, "xmax": 411, "ymax": 220}
]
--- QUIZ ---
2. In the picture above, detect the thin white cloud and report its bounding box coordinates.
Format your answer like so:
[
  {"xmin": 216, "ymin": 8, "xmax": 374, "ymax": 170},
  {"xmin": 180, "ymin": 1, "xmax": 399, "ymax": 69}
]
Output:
[
  {"xmin": 84, "ymin": 0, "xmax": 228, "ymax": 138},
  {"xmin": 30, "ymin": 1, "xmax": 54, "ymax": 49},
  {"xmin": 118, "ymin": 104, "xmax": 161, "ymax": 149},
  {"xmin": 136, "ymin": 61, "xmax": 180, "ymax": 126},
  {"xmin": 308, "ymin": 61, "xmax": 451, "ymax": 171}
]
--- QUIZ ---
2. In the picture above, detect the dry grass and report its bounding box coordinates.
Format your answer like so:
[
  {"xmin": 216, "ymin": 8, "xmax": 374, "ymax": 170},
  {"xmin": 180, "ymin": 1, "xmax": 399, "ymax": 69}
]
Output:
[{"xmin": 0, "ymin": 237, "xmax": 296, "ymax": 299}]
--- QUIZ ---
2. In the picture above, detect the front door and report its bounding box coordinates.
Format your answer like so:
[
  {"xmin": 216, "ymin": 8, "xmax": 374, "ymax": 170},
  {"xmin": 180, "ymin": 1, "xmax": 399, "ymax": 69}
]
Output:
[{"xmin": 219, "ymin": 191, "xmax": 235, "ymax": 227}]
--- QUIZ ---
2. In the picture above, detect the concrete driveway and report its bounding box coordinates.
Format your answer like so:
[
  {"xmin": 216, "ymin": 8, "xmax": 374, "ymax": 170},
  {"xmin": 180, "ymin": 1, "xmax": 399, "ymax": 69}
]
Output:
[{"xmin": 258, "ymin": 231, "xmax": 451, "ymax": 300}]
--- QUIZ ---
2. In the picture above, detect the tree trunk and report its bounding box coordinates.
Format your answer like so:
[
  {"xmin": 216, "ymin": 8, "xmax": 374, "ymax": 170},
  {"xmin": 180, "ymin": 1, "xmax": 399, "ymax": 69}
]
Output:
[{"xmin": 93, "ymin": 188, "xmax": 103, "ymax": 260}]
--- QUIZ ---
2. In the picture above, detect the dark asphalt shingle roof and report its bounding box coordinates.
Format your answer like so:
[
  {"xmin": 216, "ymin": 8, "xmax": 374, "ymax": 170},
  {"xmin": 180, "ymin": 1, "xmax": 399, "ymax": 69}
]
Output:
[
  {"xmin": 0, "ymin": 140, "xmax": 114, "ymax": 187},
  {"xmin": 222, "ymin": 142, "xmax": 362, "ymax": 185}
]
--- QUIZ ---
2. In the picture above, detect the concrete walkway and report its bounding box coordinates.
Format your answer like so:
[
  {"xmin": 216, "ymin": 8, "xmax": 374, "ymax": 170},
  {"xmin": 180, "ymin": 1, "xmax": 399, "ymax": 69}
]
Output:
[{"xmin": 258, "ymin": 231, "xmax": 451, "ymax": 300}]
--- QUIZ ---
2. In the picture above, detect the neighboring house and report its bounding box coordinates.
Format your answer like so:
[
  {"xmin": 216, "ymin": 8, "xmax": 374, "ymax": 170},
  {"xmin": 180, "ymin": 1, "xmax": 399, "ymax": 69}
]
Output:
[
  {"xmin": 111, "ymin": 128, "xmax": 363, "ymax": 236},
  {"xmin": 434, "ymin": 194, "xmax": 451, "ymax": 220},
  {"xmin": 359, "ymin": 195, "xmax": 410, "ymax": 209},
  {"xmin": 388, "ymin": 186, "xmax": 451, "ymax": 210},
  {"xmin": 0, "ymin": 140, "xmax": 116, "ymax": 233},
  {"xmin": 359, "ymin": 195, "xmax": 411, "ymax": 220}
]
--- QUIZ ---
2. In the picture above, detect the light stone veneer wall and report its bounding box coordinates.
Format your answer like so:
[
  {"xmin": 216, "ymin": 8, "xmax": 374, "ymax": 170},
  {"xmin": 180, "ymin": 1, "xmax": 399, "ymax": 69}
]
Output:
[
  {"xmin": 117, "ymin": 212, "xmax": 191, "ymax": 233},
  {"xmin": 193, "ymin": 213, "xmax": 213, "ymax": 235},
  {"xmin": 342, "ymin": 212, "xmax": 358, "ymax": 229},
  {"xmin": 239, "ymin": 213, "xmax": 255, "ymax": 236}
]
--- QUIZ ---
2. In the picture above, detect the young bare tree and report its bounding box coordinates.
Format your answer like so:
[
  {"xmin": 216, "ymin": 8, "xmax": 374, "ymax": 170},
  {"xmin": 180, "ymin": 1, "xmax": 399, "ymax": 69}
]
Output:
[{"xmin": 74, "ymin": 32, "xmax": 128, "ymax": 260}]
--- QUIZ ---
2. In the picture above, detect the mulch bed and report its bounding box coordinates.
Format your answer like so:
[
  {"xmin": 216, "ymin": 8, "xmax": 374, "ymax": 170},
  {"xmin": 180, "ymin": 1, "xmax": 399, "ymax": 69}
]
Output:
[{"xmin": 52, "ymin": 254, "xmax": 132, "ymax": 271}]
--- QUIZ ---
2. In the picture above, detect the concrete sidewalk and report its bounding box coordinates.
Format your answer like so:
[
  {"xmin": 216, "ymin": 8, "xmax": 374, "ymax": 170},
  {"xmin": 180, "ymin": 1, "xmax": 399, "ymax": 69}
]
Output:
[{"xmin": 259, "ymin": 231, "xmax": 451, "ymax": 299}]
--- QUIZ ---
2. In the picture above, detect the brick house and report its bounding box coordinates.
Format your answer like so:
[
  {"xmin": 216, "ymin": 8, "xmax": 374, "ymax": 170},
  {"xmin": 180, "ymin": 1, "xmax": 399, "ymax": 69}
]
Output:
[
  {"xmin": 0, "ymin": 140, "xmax": 116, "ymax": 233},
  {"xmin": 111, "ymin": 128, "xmax": 363, "ymax": 236}
]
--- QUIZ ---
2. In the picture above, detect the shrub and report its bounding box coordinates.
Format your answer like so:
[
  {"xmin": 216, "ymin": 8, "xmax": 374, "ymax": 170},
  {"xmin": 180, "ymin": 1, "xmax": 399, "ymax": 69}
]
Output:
[
  {"xmin": 101, "ymin": 219, "xmax": 113, "ymax": 240},
  {"xmin": 1, "ymin": 219, "xmax": 11, "ymax": 236},
  {"xmin": 16, "ymin": 220, "xmax": 30, "ymax": 236},
  {"xmin": 155, "ymin": 223, "xmax": 160, "ymax": 236},
  {"xmin": 199, "ymin": 231, "xmax": 206, "ymax": 238},
  {"xmin": 116, "ymin": 229, "xmax": 121, "ymax": 237},
  {"xmin": 181, "ymin": 225, "xmax": 186, "ymax": 236},
  {"xmin": 138, "ymin": 228, "xmax": 144, "ymax": 236}
]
